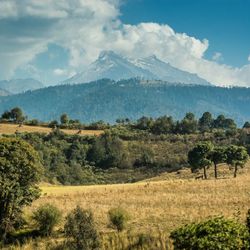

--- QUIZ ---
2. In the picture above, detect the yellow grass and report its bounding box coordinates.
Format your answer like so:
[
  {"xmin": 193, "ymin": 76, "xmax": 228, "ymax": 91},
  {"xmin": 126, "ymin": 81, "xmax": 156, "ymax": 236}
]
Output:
[
  {"xmin": 29, "ymin": 164, "xmax": 250, "ymax": 236},
  {"xmin": 0, "ymin": 123, "xmax": 103, "ymax": 136}
]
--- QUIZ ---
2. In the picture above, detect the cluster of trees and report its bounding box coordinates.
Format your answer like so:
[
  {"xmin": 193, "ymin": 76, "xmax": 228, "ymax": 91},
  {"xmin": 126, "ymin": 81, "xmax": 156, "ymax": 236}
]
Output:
[
  {"xmin": 188, "ymin": 142, "xmax": 248, "ymax": 179},
  {"xmin": 135, "ymin": 112, "xmax": 237, "ymax": 135},
  {"xmin": 0, "ymin": 107, "xmax": 26, "ymax": 123}
]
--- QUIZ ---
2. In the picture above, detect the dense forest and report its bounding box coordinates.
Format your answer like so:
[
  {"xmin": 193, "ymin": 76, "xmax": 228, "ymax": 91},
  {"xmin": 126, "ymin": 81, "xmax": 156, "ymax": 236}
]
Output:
[{"xmin": 1, "ymin": 79, "xmax": 250, "ymax": 125}]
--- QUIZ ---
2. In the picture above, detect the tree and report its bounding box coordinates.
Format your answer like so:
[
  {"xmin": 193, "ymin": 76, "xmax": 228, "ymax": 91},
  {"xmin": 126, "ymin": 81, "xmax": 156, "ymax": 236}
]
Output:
[
  {"xmin": 226, "ymin": 145, "xmax": 249, "ymax": 178},
  {"xmin": 88, "ymin": 133, "xmax": 125, "ymax": 169},
  {"xmin": 199, "ymin": 112, "xmax": 213, "ymax": 132},
  {"xmin": 151, "ymin": 116, "xmax": 174, "ymax": 134},
  {"xmin": 64, "ymin": 206, "xmax": 99, "ymax": 250},
  {"xmin": 209, "ymin": 146, "xmax": 227, "ymax": 179},
  {"xmin": 1, "ymin": 111, "xmax": 11, "ymax": 120},
  {"xmin": 60, "ymin": 113, "xmax": 69, "ymax": 125},
  {"xmin": 10, "ymin": 107, "xmax": 25, "ymax": 123},
  {"xmin": 170, "ymin": 217, "xmax": 249, "ymax": 250},
  {"xmin": 188, "ymin": 142, "xmax": 213, "ymax": 179},
  {"xmin": 0, "ymin": 138, "xmax": 42, "ymax": 240},
  {"xmin": 177, "ymin": 113, "xmax": 198, "ymax": 134},
  {"xmin": 136, "ymin": 116, "xmax": 154, "ymax": 130},
  {"xmin": 243, "ymin": 121, "xmax": 250, "ymax": 129}
]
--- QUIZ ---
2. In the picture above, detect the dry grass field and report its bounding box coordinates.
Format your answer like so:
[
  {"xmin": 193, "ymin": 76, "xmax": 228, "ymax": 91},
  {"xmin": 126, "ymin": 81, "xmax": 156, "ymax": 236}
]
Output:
[
  {"xmin": 6, "ymin": 164, "xmax": 250, "ymax": 249},
  {"xmin": 30, "ymin": 164, "xmax": 250, "ymax": 234},
  {"xmin": 0, "ymin": 123, "xmax": 103, "ymax": 136}
]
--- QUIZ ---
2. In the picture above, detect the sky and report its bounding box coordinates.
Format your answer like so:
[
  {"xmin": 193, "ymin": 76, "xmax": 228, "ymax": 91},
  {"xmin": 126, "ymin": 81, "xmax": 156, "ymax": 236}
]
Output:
[{"xmin": 0, "ymin": 0, "xmax": 249, "ymax": 86}]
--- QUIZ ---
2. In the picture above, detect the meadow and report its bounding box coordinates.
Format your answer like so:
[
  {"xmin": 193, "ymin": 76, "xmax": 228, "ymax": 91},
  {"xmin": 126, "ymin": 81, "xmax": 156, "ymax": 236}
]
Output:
[
  {"xmin": 0, "ymin": 123, "xmax": 103, "ymax": 136},
  {"xmin": 7, "ymin": 164, "xmax": 248, "ymax": 249}
]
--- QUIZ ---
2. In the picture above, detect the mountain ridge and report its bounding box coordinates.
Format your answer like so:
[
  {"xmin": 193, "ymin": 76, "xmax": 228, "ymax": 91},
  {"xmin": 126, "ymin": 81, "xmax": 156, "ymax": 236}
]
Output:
[
  {"xmin": 0, "ymin": 78, "xmax": 44, "ymax": 94},
  {"xmin": 63, "ymin": 51, "xmax": 210, "ymax": 85},
  {"xmin": 0, "ymin": 78, "xmax": 249, "ymax": 125}
]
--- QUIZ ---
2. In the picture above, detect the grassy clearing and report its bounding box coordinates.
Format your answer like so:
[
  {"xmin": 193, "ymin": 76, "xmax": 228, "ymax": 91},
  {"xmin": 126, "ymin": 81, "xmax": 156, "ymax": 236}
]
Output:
[
  {"xmin": 0, "ymin": 123, "xmax": 103, "ymax": 136},
  {"xmin": 30, "ymin": 164, "xmax": 250, "ymax": 234},
  {"xmin": 5, "ymin": 164, "xmax": 250, "ymax": 249}
]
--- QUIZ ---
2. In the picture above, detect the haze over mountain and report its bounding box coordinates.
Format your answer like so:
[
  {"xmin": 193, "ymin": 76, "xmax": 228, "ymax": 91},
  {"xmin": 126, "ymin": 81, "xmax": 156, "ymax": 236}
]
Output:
[
  {"xmin": 0, "ymin": 79, "xmax": 249, "ymax": 125},
  {"xmin": 0, "ymin": 79, "xmax": 44, "ymax": 94},
  {"xmin": 64, "ymin": 51, "xmax": 210, "ymax": 85}
]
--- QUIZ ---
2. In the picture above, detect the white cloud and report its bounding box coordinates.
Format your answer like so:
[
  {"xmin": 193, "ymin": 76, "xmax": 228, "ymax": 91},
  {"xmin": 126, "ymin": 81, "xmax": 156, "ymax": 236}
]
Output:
[
  {"xmin": 212, "ymin": 52, "xmax": 223, "ymax": 62},
  {"xmin": 53, "ymin": 68, "xmax": 66, "ymax": 76},
  {"xmin": 248, "ymin": 55, "xmax": 250, "ymax": 62},
  {"xmin": 0, "ymin": 0, "xmax": 249, "ymax": 86}
]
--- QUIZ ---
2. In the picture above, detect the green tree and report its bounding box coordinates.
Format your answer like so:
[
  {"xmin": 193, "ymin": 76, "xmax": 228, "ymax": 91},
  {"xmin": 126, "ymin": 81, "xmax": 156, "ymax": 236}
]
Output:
[
  {"xmin": 10, "ymin": 107, "xmax": 25, "ymax": 123},
  {"xmin": 199, "ymin": 112, "xmax": 213, "ymax": 132},
  {"xmin": 60, "ymin": 113, "xmax": 69, "ymax": 125},
  {"xmin": 188, "ymin": 142, "xmax": 213, "ymax": 179},
  {"xmin": 170, "ymin": 217, "xmax": 249, "ymax": 250},
  {"xmin": 151, "ymin": 116, "xmax": 174, "ymax": 134},
  {"xmin": 64, "ymin": 206, "xmax": 99, "ymax": 250},
  {"xmin": 0, "ymin": 138, "xmax": 42, "ymax": 240},
  {"xmin": 88, "ymin": 133, "xmax": 125, "ymax": 169},
  {"xmin": 226, "ymin": 145, "xmax": 249, "ymax": 178},
  {"xmin": 136, "ymin": 116, "xmax": 154, "ymax": 130},
  {"xmin": 210, "ymin": 146, "xmax": 227, "ymax": 179},
  {"xmin": 177, "ymin": 112, "xmax": 198, "ymax": 134},
  {"xmin": 243, "ymin": 121, "xmax": 250, "ymax": 129},
  {"xmin": 1, "ymin": 111, "xmax": 11, "ymax": 120}
]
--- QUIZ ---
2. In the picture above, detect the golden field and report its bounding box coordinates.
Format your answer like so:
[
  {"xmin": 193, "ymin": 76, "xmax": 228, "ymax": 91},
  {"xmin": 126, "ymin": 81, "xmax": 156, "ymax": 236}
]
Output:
[
  {"xmin": 6, "ymin": 165, "xmax": 250, "ymax": 249},
  {"xmin": 32, "ymin": 164, "xmax": 250, "ymax": 234},
  {"xmin": 0, "ymin": 123, "xmax": 103, "ymax": 136}
]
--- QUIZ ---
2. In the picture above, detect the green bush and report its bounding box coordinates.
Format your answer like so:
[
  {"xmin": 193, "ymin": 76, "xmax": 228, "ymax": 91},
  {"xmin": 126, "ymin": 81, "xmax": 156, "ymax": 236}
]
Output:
[
  {"xmin": 108, "ymin": 207, "xmax": 130, "ymax": 232},
  {"xmin": 64, "ymin": 206, "xmax": 99, "ymax": 250},
  {"xmin": 32, "ymin": 203, "xmax": 62, "ymax": 236},
  {"xmin": 170, "ymin": 216, "xmax": 249, "ymax": 250}
]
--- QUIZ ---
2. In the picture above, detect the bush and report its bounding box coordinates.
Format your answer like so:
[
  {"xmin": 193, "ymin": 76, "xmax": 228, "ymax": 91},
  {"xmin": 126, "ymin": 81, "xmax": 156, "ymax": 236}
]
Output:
[
  {"xmin": 64, "ymin": 206, "xmax": 99, "ymax": 250},
  {"xmin": 32, "ymin": 204, "xmax": 62, "ymax": 236},
  {"xmin": 108, "ymin": 207, "xmax": 130, "ymax": 232},
  {"xmin": 170, "ymin": 216, "xmax": 249, "ymax": 250},
  {"xmin": 246, "ymin": 209, "xmax": 250, "ymax": 233}
]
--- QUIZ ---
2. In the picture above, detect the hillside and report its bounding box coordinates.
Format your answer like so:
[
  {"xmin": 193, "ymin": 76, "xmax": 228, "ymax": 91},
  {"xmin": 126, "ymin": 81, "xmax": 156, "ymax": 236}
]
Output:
[{"xmin": 1, "ymin": 79, "xmax": 250, "ymax": 125}]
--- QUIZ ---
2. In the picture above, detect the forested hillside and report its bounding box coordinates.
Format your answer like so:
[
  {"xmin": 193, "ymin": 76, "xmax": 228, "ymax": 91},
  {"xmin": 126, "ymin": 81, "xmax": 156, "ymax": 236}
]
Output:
[{"xmin": 0, "ymin": 79, "xmax": 250, "ymax": 125}]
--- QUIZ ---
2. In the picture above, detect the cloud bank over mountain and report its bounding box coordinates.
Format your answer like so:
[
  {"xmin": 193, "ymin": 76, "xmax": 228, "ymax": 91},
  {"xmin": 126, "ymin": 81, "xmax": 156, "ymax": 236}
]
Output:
[{"xmin": 0, "ymin": 0, "xmax": 249, "ymax": 86}]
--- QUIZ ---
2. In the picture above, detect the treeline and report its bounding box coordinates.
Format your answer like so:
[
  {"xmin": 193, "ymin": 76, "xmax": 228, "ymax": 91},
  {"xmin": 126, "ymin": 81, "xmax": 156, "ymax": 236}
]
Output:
[
  {"xmin": 188, "ymin": 142, "xmax": 248, "ymax": 179},
  {"xmin": 3, "ymin": 107, "xmax": 250, "ymax": 134}
]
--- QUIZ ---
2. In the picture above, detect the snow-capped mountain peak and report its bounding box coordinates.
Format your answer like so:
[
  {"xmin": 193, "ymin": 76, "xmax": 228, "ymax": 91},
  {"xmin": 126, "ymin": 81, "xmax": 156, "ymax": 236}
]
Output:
[{"xmin": 64, "ymin": 51, "xmax": 211, "ymax": 85}]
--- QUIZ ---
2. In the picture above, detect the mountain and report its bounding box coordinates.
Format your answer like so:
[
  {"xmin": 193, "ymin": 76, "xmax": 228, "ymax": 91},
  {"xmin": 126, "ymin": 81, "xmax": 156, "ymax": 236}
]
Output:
[
  {"xmin": 64, "ymin": 51, "xmax": 154, "ymax": 84},
  {"xmin": 0, "ymin": 78, "xmax": 44, "ymax": 94},
  {"xmin": 64, "ymin": 51, "xmax": 210, "ymax": 85},
  {"xmin": 0, "ymin": 79, "xmax": 249, "ymax": 125},
  {"xmin": 132, "ymin": 55, "xmax": 210, "ymax": 85},
  {"xmin": 0, "ymin": 88, "xmax": 11, "ymax": 96}
]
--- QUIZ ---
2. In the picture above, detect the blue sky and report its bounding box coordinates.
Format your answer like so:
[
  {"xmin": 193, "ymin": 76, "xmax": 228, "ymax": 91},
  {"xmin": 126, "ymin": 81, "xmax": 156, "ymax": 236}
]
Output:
[
  {"xmin": 121, "ymin": 0, "xmax": 250, "ymax": 67},
  {"xmin": 0, "ymin": 0, "xmax": 249, "ymax": 86}
]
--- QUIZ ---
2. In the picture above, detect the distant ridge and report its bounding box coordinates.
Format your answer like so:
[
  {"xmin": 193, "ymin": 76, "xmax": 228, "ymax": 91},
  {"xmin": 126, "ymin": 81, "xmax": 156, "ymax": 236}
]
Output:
[
  {"xmin": 0, "ymin": 78, "xmax": 44, "ymax": 94},
  {"xmin": 63, "ymin": 51, "xmax": 210, "ymax": 85},
  {"xmin": 0, "ymin": 78, "xmax": 250, "ymax": 125}
]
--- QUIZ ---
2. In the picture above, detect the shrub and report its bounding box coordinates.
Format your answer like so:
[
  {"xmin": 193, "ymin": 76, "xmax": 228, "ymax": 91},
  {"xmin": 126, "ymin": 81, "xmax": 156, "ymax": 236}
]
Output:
[
  {"xmin": 246, "ymin": 209, "xmax": 250, "ymax": 233},
  {"xmin": 170, "ymin": 216, "xmax": 249, "ymax": 250},
  {"xmin": 64, "ymin": 206, "xmax": 99, "ymax": 250},
  {"xmin": 108, "ymin": 207, "xmax": 130, "ymax": 232},
  {"xmin": 32, "ymin": 204, "xmax": 62, "ymax": 236}
]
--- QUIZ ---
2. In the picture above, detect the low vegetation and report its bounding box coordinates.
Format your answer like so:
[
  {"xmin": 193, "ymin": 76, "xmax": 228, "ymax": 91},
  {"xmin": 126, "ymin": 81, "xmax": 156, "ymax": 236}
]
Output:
[{"xmin": 1, "ymin": 108, "xmax": 250, "ymax": 249}]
